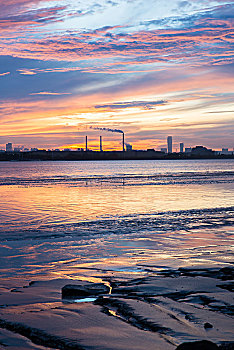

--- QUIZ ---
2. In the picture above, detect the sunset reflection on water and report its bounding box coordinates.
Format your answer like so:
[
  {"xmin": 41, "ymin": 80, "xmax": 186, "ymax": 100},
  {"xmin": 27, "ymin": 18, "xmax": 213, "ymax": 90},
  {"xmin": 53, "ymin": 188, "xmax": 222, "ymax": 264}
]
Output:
[
  {"xmin": 0, "ymin": 160, "xmax": 233, "ymax": 284},
  {"xmin": 0, "ymin": 226, "xmax": 233, "ymax": 285},
  {"xmin": 0, "ymin": 181, "xmax": 233, "ymax": 232}
]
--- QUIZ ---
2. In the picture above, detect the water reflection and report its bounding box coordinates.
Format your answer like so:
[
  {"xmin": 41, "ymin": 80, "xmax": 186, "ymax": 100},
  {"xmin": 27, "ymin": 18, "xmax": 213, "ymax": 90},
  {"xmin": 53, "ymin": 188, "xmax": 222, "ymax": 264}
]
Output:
[
  {"xmin": 0, "ymin": 182, "xmax": 233, "ymax": 232},
  {"xmin": 0, "ymin": 159, "xmax": 233, "ymax": 179},
  {"xmin": 0, "ymin": 226, "xmax": 233, "ymax": 282},
  {"xmin": 0, "ymin": 160, "xmax": 233, "ymax": 282}
]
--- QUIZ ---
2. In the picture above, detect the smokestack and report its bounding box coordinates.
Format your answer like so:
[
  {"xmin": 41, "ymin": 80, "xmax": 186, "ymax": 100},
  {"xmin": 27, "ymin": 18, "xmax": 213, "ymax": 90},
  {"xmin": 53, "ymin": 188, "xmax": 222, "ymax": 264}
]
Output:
[
  {"xmin": 100, "ymin": 136, "xmax": 103, "ymax": 152},
  {"xmin": 85, "ymin": 136, "xmax": 88, "ymax": 151},
  {"xmin": 90, "ymin": 126, "xmax": 124, "ymax": 151}
]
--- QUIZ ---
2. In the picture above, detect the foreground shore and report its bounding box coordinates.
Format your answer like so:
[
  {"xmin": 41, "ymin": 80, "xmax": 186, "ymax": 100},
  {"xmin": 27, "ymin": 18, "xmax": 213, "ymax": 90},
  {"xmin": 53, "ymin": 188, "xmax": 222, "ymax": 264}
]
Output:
[
  {"xmin": 0, "ymin": 160, "xmax": 233, "ymax": 349},
  {"xmin": 0, "ymin": 222, "xmax": 233, "ymax": 349},
  {"xmin": 0, "ymin": 263, "xmax": 233, "ymax": 350}
]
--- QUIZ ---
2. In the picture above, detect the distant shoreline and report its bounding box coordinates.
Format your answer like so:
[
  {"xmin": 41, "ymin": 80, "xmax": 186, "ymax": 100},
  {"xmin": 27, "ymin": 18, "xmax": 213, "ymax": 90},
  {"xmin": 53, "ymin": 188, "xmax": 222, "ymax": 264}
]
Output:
[{"xmin": 0, "ymin": 150, "xmax": 233, "ymax": 161}]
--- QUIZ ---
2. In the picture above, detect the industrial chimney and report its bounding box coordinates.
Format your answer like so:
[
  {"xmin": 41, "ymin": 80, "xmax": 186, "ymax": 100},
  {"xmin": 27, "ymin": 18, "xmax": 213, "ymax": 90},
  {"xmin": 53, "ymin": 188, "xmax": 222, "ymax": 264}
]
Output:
[
  {"xmin": 100, "ymin": 136, "xmax": 103, "ymax": 152},
  {"xmin": 85, "ymin": 136, "xmax": 88, "ymax": 151},
  {"xmin": 122, "ymin": 133, "xmax": 125, "ymax": 152}
]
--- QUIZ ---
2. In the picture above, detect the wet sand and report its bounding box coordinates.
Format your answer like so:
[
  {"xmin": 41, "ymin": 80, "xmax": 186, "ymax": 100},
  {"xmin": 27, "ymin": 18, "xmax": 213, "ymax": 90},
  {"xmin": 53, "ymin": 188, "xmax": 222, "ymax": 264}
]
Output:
[{"xmin": 0, "ymin": 227, "xmax": 233, "ymax": 350}]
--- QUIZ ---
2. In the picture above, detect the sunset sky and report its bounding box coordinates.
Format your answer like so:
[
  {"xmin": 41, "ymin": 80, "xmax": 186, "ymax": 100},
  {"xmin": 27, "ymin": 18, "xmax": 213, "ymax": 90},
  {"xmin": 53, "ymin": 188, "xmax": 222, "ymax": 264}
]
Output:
[{"xmin": 0, "ymin": 0, "xmax": 233, "ymax": 151}]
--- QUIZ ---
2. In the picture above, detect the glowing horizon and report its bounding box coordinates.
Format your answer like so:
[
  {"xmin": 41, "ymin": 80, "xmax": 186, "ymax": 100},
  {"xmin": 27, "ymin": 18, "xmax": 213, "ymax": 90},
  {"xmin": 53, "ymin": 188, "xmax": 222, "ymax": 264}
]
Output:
[{"xmin": 0, "ymin": 0, "xmax": 233, "ymax": 151}]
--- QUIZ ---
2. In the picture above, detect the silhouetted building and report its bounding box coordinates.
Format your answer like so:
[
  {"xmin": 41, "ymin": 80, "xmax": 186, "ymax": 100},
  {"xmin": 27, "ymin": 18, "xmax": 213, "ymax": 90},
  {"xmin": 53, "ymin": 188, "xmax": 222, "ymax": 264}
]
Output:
[
  {"xmin": 6, "ymin": 143, "xmax": 13, "ymax": 152},
  {"xmin": 191, "ymin": 146, "xmax": 214, "ymax": 156},
  {"xmin": 219, "ymin": 148, "xmax": 233, "ymax": 155},
  {"xmin": 167, "ymin": 136, "xmax": 172, "ymax": 153},
  {"xmin": 185, "ymin": 147, "xmax": 191, "ymax": 153},
  {"xmin": 221, "ymin": 148, "xmax": 229, "ymax": 155},
  {"xmin": 14, "ymin": 146, "xmax": 24, "ymax": 152},
  {"xmin": 161, "ymin": 148, "xmax": 167, "ymax": 153},
  {"xmin": 126, "ymin": 144, "xmax": 132, "ymax": 151},
  {"xmin": 180, "ymin": 143, "xmax": 184, "ymax": 153}
]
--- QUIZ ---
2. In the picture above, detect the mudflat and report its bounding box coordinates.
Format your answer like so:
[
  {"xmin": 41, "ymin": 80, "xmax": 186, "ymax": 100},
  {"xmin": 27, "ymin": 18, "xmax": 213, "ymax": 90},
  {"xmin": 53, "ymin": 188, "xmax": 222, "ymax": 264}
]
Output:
[{"xmin": 0, "ymin": 263, "xmax": 233, "ymax": 350}]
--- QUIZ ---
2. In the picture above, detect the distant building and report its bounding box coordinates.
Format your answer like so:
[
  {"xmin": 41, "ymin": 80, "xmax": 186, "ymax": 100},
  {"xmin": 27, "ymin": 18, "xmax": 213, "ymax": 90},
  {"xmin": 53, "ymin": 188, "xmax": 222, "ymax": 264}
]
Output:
[
  {"xmin": 6, "ymin": 143, "xmax": 13, "ymax": 152},
  {"xmin": 14, "ymin": 146, "xmax": 24, "ymax": 152},
  {"xmin": 219, "ymin": 148, "xmax": 233, "ymax": 155},
  {"xmin": 221, "ymin": 148, "xmax": 229, "ymax": 155},
  {"xmin": 31, "ymin": 148, "xmax": 38, "ymax": 151},
  {"xmin": 191, "ymin": 146, "xmax": 214, "ymax": 156},
  {"xmin": 161, "ymin": 148, "xmax": 167, "ymax": 153},
  {"xmin": 185, "ymin": 147, "xmax": 192, "ymax": 153},
  {"xmin": 180, "ymin": 143, "xmax": 184, "ymax": 153},
  {"xmin": 167, "ymin": 136, "xmax": 172, "ymax": 153},
  {"xmin": 126, "ymin": 144, "xmax": 132, "ymax": 151}
]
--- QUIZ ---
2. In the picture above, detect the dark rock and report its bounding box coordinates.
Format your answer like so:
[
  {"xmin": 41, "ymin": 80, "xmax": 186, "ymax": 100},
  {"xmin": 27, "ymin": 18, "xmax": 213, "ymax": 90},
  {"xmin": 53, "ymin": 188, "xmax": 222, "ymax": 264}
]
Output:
[
  {"xmin": 176, "ymin": 340, "xmax": 219, "ymax": 350},
  {"xmin": 62, "ymin": 283, "xmax": 109, "ymax": 298},
  {"xmin": 0, "ymin": 319, "xmax": 85, "ymax": 349},
  {"xmin": 217, "ymin": 282, "xmax": 234, "ymax": 292},
  {"xmin": 220, "ymin": 267, "xmax": 234, "ymax": 280},
  {"xmin": 204, "ymin": 322, "xmax": 213, "ymax": 329},
  {"xmin": 29, "ymin": 281, "xmax": 36, "ymax": 286},
  {"xmin": 177, "ymin": 266, "xmax": 234, "ymax": 281},
  {"xmin": 10, "ymin": 289, "xmax": 22, "ymax": 293}
]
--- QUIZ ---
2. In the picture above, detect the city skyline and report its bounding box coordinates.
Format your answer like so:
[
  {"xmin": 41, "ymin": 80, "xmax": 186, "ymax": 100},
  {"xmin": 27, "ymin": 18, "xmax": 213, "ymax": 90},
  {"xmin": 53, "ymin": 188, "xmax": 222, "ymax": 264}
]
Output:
[
  {"xmin": 3, "ymin": 137, "xmax": 234, "ymax": 154},
  {"xmin": 0, "ymin": 0, "xmax": 234, "ymax": 150}
]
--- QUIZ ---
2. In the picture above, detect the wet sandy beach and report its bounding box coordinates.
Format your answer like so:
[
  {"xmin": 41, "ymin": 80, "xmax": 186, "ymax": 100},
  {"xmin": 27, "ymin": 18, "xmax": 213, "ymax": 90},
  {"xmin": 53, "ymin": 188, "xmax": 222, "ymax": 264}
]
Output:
[
  {"xmin": 0, "ymin": 225, "xmax": 233, "ymax": 350},
  {"xmin": 0, "ymin": 160, "xmax": 233, "ymax": 349}
]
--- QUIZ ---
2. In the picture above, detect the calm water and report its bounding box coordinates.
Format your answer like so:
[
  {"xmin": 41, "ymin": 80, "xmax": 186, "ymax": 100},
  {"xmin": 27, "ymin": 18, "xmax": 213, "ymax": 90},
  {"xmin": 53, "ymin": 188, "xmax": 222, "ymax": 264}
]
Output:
[
  {"xmin": 0, "ymin": 159, "xmax": 233, "ymax": 234},
  {"xmin": 0, "ymin": 159, "xmax": 233, "ymax": 279}
]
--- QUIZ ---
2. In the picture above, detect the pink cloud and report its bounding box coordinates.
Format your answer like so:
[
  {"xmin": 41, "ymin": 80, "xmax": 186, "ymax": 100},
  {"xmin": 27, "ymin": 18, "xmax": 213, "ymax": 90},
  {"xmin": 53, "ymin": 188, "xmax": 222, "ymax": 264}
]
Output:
[
  {"xmin": 0, "ymin": 5, "xmax": 68, "ymax": 29},
  {"xmin": 30, "ymin": 91, "xmax": 72, "ymax": 95},
  {"xmin": 1, "ymin": 21, "xmax": 232, "ymax": 70},
  {"xmin": 0, "ymin": 71, "xmax": 10, "ymax": 76},
  {"xmin": 0, "ymin": 0, "xmax": 57, "ymax": 15}
]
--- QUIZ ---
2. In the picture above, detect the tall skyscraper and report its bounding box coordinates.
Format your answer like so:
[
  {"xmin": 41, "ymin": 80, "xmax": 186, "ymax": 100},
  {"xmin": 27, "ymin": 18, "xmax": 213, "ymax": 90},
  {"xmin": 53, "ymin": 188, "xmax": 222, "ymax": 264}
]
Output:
[
  {"xmin": 167, "ymin": 136, "xmax": 172, "ymax": 153},
  {"xmin": 180, "ymin": 143, "xmax": 184, "ymax": 153},
  {"xmin": 6, "ymin": 143, "xmax": 13, "ymax": 152}
]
